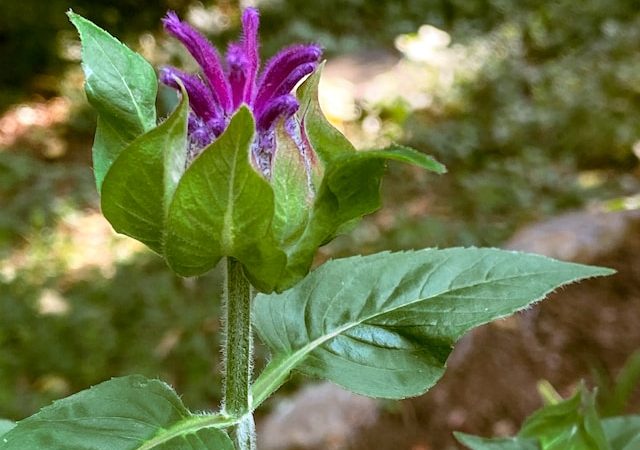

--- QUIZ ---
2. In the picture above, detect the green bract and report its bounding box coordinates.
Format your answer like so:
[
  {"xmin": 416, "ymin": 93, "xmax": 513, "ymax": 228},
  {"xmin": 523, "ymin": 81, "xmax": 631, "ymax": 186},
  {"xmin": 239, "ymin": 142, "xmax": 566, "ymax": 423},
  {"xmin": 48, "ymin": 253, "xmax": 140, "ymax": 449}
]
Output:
[{"xmin": 69, "ymin": 12, "xmax": 445, "ymax": 292}]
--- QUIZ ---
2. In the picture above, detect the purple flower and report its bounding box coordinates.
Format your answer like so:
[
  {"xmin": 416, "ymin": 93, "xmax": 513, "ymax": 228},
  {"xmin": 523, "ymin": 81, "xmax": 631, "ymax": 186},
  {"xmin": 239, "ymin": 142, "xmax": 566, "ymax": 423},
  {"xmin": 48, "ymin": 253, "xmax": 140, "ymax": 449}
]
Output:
[{"xmin": 160, "ymin": 8, "xmax": 322, "ymax": 171}]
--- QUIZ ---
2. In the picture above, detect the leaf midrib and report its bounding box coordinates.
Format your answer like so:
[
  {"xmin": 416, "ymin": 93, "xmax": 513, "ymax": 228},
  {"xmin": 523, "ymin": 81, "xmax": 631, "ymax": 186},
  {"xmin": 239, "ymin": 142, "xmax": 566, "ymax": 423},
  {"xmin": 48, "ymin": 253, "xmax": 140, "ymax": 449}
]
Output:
[
  {"xmin": 84, "ymin": 23, "xmax": 150, "ymax": 131},
  {"xmin": 221, "ymin": 138, "xmax": 239, "ymax": 252},
  {"xmin": 135, "ymin": 414, "xmax": 237, "ymax": 450},
  {"xmin": 253, "ymin": 267, "xmax": 584, "ymax": 408}
]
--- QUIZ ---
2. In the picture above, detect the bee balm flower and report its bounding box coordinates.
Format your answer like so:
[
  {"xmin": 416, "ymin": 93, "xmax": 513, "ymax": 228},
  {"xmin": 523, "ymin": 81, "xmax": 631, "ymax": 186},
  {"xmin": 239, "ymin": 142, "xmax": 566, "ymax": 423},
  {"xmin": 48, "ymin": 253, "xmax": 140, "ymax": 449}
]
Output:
[
  {"xmin": 160, "ymin": 8, "xmax": 322, "ymax": 174},
  {"xmin": 69, "ymin": 8, "xmax": 444, "ymax": 293}
]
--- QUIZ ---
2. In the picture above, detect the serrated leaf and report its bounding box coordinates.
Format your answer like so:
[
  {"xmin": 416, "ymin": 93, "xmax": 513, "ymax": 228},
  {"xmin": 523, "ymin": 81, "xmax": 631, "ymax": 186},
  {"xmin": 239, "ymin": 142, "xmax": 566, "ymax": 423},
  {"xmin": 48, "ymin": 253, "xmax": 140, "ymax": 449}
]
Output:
[
  {"xmin": 100, "ymin": 85, "xmax": 188, "ymax": 254},
  {"xmin": 602, "ymin": 416, "xmax": 640, "ymax": 450},
  {"xmin": 252, "ymin": 248, "xmax": 613, "ymax": 403},
  {"xmin": 520, "ymin": 385, "xmax": 610, "ymax": 450},
  {"xmin": 454, "ymin": 433, "xmax": 540, "ymax": 450},
  {"xmin": 164, "ymin": 106, "xmax": 286, "ymax": 291},
  {"xmin": 68, "ymin": 11, "xmax": 158, "ymax": 190},
  {"xmin": 0, "ymin": 376, "xmax": 234, "ymax": 450},
  {"xmin": 0, "ymin": 421, "xmax": 15, "ymax": 438}
]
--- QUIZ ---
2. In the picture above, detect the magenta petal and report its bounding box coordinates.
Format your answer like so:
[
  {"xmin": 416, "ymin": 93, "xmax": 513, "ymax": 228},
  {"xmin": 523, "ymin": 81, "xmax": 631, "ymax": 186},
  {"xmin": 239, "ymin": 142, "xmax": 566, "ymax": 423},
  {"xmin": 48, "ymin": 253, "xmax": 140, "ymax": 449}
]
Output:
[
  {"xmin": 160, "ymin": 67, "xmax": 221, "ymax": 122},
  {"xmin": 256, "ymin": 95, "xmax": 299, "ymax": 131},
  {"xmin": 254, "ymin": 44, "xmax": 322, "ymax": 111},
  {"xmin": 163, "ymin": 11, "xmax": 232, "ymax": 113}
]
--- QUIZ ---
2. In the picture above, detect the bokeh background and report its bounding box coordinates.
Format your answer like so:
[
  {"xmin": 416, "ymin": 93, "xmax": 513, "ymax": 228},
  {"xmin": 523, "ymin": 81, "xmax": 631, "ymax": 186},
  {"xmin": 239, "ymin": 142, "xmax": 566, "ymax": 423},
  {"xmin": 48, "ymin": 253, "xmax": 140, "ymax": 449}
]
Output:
[{"xmin": 1, "ymin": 0, "xmax": 639, "ymax": 449}]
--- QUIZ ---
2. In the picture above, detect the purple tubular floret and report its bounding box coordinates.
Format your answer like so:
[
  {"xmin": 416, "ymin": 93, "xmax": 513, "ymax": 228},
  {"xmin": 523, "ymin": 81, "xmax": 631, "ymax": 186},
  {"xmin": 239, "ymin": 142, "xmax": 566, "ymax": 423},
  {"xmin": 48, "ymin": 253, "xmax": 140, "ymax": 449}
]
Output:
[
  {"xmin": 187, "ymin": 113, "xmax": 200, "ymax": 134},
  {"xmin": 269, "ymin": 62, "xmax": 317, "ymax": 99},
  {"xmin": 256, "ymin": 95, "xmax": 299, "ymax": 131},
  {"xmin": 206, "ymin": 117, "xmax": 227, "ymax": 137},
  {"xmin": 227, "ymin": 44, "xmax": 249, "ymax": 110},
  {"xmin": 254, "ymin": 44, "xmax": 322, "ymax": 112},
  {"xmin": 163, "ymin": 8, "xmax": 322, "ymax": 176},
  {"xmin": 162, "ymin": 11, "xmax": 232, "ymax": 113},
  {"xmin": 241, "ymin": 8, "xmax": 260, "ymax": 103},
  {"xmin": 160, "ymin": 67, "xmax": 221, "ymax": 122}
]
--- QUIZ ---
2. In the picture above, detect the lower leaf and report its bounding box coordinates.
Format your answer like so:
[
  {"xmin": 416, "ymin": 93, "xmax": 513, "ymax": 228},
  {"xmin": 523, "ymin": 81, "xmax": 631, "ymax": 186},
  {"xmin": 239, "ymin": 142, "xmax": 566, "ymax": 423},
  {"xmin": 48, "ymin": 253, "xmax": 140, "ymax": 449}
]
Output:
[
  {"xmin": 0, "ymin": 376, "xmax": 234, "ymax": 450},
  {"xmin": 0, "ymin": 421, "xmax": 15, "ymax": 438},
  {"xmin": 253, "ymin": 248, "xmax": 613, "ymax": 402}
]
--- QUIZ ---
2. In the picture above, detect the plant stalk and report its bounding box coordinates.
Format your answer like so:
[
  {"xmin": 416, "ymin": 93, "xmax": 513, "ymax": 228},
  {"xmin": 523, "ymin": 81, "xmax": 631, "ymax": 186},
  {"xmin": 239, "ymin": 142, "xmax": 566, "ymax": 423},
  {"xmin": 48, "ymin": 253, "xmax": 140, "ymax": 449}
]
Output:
[{"xmin": 223, "ymin": 258, "xmax": 255, "ymax": 450}]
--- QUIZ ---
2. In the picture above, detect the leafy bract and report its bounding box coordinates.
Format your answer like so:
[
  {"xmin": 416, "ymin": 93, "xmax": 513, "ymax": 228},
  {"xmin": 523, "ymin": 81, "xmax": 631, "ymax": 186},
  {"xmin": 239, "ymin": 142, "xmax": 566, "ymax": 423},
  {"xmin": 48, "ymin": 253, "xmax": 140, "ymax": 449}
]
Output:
[
  {"xmin": 252, "ymin": 248, "xmax": 613, "ymax": 402},
  {"xmin": 100, "ymin": 83, "xmax": 188, "ymax": 254},
  {"xmin": 68, "ymin": 11, "xmax": 158, "ymax": 191},
  {"xmin": 164, "ymin": 107, "xmax": 286, "ymax": 291},
  {"xmin": 274, "ymin": 68, "xmax": 446, "ymax": 290},
  {"xmin": 270, "ymin": 122, "xmax": 315, "ymax": 246},
  {"xmin": 70, "ymin": 14, "xmax": 448, "ymax": 291},
  {"xmin": 0, "ymin": 376, "xmax": 234, "ymax": 450},
  {"xmin": 296, "ymin": 62, "xmax": 357, "ymax": 164}
]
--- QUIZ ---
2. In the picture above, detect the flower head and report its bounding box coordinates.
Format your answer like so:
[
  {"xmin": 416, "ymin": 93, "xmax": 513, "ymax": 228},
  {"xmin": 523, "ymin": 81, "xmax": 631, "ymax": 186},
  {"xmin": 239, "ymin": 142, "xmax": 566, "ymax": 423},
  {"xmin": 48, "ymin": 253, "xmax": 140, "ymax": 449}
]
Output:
[{"xmin": 160, "ymin": 8, "xmax": 322, "ymax": 172}]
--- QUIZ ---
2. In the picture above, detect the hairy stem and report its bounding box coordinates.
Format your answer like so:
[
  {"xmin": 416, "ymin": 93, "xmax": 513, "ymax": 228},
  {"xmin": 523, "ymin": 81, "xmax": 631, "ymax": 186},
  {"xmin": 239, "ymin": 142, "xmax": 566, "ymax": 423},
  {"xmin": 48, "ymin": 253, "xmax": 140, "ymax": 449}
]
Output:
[{"xmin": 223, "ymin": 258, "xmax": 255, "ymax": 449}]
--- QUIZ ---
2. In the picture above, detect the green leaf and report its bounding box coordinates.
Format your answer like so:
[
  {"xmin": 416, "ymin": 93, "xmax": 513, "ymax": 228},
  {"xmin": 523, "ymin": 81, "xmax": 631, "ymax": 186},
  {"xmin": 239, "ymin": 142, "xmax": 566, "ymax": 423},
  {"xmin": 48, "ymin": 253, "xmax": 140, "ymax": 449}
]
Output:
[
  {"xmin": 602, "ymin": 416, "xmax": 640, "ymax": 450},
  {"xmin": 0, "ymin": 421, "xmax": 15, "ymax": 438},
  {"xmin": 600, "ymin": 350, "xmax": 640, "ymax": 417},
  {"xmin": 362, "ymin": 144, "xmax": 446, "ymax": 174},
  {"xmin": 322, "ymin": 145, "xmax": 445, "ymax": 226},
  {"xmin": 520, "ymin": 385, "xmax": 610, "ymax": 450},
  {"xmin": 454, "ymin": 433, "xmax": 540, "ymax": 450},
  {"xmin": 252, "ymin": 248, "xmax": 613, "ymax": 403},
  {"xmin": 0, "ymin": 376, "xmax": 234, "ymax": 450},
  {"xmin": 100, "ymin": 84, "xmax": 188, "ymax": 254},
  {"xmin": 455, "ymin": 410, "xmax": 640, "ymax": 450},
  {"xmin": 164, "ymin": 106, "xmax": 286, "ymax": 291},
  {"xmin": 68, "ymin": 11, "xmax": 158, "ymax": 190}
]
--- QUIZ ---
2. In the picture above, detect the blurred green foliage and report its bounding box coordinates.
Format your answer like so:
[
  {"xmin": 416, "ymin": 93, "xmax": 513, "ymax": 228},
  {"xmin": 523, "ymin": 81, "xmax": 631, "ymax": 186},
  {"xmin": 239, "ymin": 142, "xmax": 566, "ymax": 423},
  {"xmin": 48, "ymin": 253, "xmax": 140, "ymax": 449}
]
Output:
[
  {"xmin": 0, "ymin": 0, "xmax": 192, "ymax": 108},
  {"xmin": 0, "ymin": 151, "xmax": 225, "ymax": 419},
  {"xmin": 0, "ymin": 254, "xmax": 224, "ymax": 419},
  {"xmin": 396, "ymin": 0, "xmax": 640, "ymax": 246},
  {"xmin": 0, "ymin": 152, "xmax": 93, "ymax": 249}
]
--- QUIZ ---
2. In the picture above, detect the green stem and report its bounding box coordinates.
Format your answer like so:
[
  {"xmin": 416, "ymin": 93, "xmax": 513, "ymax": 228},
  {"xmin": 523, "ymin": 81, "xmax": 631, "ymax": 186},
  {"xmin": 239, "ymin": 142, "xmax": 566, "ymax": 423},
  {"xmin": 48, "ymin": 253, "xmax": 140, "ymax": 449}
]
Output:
[{"xmin": 223, "ymin": 258, "xmax": 255, "ymax": 450}]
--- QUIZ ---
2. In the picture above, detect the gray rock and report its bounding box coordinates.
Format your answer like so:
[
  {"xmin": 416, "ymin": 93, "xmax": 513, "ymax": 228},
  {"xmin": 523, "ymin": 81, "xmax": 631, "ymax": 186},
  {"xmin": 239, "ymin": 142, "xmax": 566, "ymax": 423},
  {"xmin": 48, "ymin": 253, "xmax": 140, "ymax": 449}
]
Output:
[
  {"xmin": 504, "ymin": 208, "xmax": 640, "ymax": 263},
  {"xmin": 257, "ymin": 382, "xmax": 379, "ymax": 450}
]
